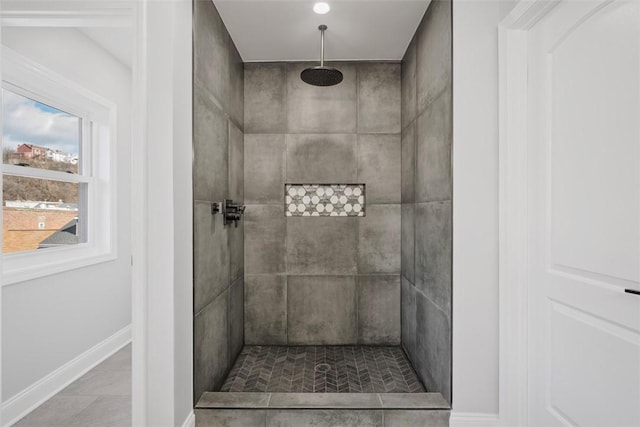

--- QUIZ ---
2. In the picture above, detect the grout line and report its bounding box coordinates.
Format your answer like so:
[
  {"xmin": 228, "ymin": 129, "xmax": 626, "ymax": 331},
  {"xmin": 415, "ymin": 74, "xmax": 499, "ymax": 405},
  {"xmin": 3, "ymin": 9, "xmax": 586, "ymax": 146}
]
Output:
[
  {"xmin": 284, "ymin": 275, "xmax": 288, "ymax": 345},
  {"xmin": 355, "ymin": 276, "xmax": 360, "ymax": 344},
  {"xmin": 355, "ymin": 63, "xmax": 360, "ymax": 133},
  {"xmin": 283, "ymin": 63, "xmax": 289, "ymax": 134}
]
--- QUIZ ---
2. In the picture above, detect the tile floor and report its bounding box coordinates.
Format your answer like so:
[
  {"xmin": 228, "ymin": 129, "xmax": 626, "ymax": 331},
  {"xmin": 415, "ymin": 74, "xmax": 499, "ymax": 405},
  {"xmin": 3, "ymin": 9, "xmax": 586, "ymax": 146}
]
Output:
[
  {"xmin": 13, "ymin": 344, "xmax": 131, "ymax": 427},
  {"xmin": 221, "ymin": 346, "xmax": 425, "ymax": 393}
]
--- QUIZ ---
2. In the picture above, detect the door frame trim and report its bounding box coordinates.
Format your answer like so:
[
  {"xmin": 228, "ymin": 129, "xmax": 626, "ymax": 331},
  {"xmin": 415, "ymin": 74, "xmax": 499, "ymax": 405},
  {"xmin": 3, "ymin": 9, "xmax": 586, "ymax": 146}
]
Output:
[{"xmin": 497, "ymin": 1, "xmax": 560, "ymax": 426}]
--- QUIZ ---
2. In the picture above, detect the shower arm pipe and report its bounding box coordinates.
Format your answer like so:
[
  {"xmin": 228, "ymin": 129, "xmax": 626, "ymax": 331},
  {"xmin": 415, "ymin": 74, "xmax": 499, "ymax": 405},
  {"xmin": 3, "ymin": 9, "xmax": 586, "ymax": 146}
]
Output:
[{"xmin": 319, "ymin": 24, "xmax": 327, "ymax": 66}]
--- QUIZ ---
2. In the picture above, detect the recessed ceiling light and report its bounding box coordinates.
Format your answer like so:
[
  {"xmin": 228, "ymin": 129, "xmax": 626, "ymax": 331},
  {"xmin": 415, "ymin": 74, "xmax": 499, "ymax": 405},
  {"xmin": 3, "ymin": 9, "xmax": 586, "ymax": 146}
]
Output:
[{"xmin": 313, "ymin": 2, "xmax": 331, "ymax": 14}]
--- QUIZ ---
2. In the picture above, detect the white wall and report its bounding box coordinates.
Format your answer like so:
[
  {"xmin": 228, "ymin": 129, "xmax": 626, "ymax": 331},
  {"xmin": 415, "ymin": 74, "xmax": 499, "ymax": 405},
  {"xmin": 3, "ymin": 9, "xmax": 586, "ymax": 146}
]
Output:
[
  {"xmin": 139, "ymin": 0, "xmax": 193, "ymax": 425},
  {"xmin": 452, "ymin": 0, "xmax": 515, "ymax": 418},
  {"xmin": 1, "ymin": 27, "xmax": 132, "ymax": 400}
]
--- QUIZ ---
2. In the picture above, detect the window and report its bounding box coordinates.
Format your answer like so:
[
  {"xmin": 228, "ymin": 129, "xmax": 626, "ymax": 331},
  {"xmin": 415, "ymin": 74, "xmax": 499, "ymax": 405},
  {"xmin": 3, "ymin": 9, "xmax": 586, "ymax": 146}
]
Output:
[
  {"xmin": 1, "ymin": 47, "xmax": 116, "ymax": 284},
  {"xmin": 2, "ymin": 89, "xmax": 85, "ymax": 254}
]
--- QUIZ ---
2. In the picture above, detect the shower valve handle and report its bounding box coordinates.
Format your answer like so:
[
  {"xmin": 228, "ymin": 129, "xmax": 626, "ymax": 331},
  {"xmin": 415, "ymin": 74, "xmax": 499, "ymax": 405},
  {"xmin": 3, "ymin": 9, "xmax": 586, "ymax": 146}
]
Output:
[{"xmin": 223, "ymin": 199, "xmax": 246, "ymax": 227}]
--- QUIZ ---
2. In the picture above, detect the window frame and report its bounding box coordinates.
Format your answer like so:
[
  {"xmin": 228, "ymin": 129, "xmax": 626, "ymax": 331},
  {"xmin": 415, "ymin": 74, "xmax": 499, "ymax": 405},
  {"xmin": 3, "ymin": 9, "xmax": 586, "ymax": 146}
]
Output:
[{"xmin": 1, "ymin": 46, "xmax": 117, "ymax": 285}]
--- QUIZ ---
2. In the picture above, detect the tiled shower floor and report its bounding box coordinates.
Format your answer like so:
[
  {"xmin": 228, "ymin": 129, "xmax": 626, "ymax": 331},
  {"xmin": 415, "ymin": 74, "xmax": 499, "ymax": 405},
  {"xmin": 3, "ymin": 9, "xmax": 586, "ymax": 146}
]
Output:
[{"xmin": 221, "ymin": 346, "xmax": 425, "ymax": 393}]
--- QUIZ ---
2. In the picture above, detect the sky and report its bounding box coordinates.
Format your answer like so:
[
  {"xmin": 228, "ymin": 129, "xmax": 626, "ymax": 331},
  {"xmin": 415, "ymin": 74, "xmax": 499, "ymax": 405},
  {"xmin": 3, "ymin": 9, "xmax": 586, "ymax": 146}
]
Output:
[{"xmin": 2, "ymin": 89, "xmax": 80, "ymax": 156}]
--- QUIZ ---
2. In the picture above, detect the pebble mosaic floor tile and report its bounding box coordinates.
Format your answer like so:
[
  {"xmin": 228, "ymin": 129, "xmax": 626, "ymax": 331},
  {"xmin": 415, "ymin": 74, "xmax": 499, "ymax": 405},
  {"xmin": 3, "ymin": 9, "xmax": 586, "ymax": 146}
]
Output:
[
  {"xmin": 285, "ymin": 184, "xmax": 365, "ymax": 217},
  {"xmin": 221, "ymin": 346, "xmax": 425, "ymax": 393}
]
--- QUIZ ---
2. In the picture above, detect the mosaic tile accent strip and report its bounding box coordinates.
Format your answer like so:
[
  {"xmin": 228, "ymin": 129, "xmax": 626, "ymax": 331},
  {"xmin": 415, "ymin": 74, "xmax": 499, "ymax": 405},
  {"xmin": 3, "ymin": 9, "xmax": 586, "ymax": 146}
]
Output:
[
  {"xmin": 285, "ymin": 184, "xmax": 365, "ymax": 217},
  {"xmin": 221, "ymin": 346, "xmax": 425, "ymax": 393}
]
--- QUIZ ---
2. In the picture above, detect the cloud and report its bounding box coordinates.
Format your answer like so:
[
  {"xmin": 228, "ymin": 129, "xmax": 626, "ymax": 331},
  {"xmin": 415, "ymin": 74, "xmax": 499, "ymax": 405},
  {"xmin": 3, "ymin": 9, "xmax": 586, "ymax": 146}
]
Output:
[{"xmin": 2, "ymin": 89, "xmax": 80, "ymax": 155}]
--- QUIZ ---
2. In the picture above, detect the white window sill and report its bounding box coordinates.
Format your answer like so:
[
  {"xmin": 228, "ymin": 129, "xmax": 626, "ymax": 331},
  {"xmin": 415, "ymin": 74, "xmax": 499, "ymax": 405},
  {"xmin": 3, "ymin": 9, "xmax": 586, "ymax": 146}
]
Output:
[{"xmin": 2, "ymin": 244, "xmax": 117, "ymax": 286}]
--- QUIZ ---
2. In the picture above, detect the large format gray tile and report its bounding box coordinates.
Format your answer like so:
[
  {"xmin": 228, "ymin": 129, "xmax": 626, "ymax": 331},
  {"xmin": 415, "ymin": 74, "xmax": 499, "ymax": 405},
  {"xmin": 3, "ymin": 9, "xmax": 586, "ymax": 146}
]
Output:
[
  {"xmin": 357, "ymin": 204, "xmax": 401, "ymax": 274},
  {"xmin": 379, "ymin": 393, "xmax": 449, "ymax": 409},
  {"xmin": 358, "ymin": 63, "xmax": 401, "ymax": 134},
  {"xmin": 244, "ymin": 134, "xmax": 286, "ymax": 205},
  {"xmin": 287, "ymin": 275, "xmax": 357, "ymax": 345},
  {"xmin": 194, "ymin": 201, "xmax": 230, "ymax": 314},
  {"xmin": 194, "ymin": 294, "xmax": 229, "ymax": 399},
  {"xmin": 357, "ymin": 275, "xmax": 401, "ymax": 345},
  {"xmin": 401, "ymin": 36, "xmax": 417, "ymax": 130},
  {"xmin": 384, "ymin": 410, "xmax": 450, "ymax": 427},
  {"xmin": 416, "ymin": 0, "xmax": 452, "ymax": 113},
  {"xmin": 197, "ymin": 392, "xmax": 271, "ymax": 408},
  {"xmin": 193, "ymin": 0, "xmax": 229, "ymax": 110},
  {"xmin": 228, "ymin": 277, "xmax": 244, "ymax": 361},
  {"xmin": 414, "ymin": 201, "xmax": 452, "ymax": 314},
  {"xmin": 227, "ymin": 39, "xmax": 244, "ymax": 128},
  {"xmin": 14, "ymin": 395, "xmax": 97, "ymax": 427},
  {"xmin": 357, "ymin": 135, "xmax": 401, "ymax": 204},
  {"xmin": 244, "ymin": 275, "xmax": 287, "ymax": 345},
  {"xmin": 60, "ymin": 369, "xmax": 130, "ymax": 397},
  {"xmin": 401, "ymin": 203, "xmax": 415, "ymax": 283},
  {"xmin": 286, "ymin": 62, "xmax": 357, "ymax": 133},
  {"xmin": 415, "ymin": 90, "xmax": 452, "ymax": 203},
  {"xmin": 66, "ymin": 396, "xmax": 131, "ymax": 427},
  {"xmin": 229, "ymin": 219, "xmax": 244, "ymax": 284},
  {"xmin": 416, "ymin": 291, "xmax": 452, "ymax": 404},
  {"xmin": 267, "ymin": 410, "xmax": 382, "ymax": 427},
  {"xmin": 286, "ymin": 217, "xmax": 357, "ymax": 275},
  {"xmin": 401, "ymin": 122, "xmax": 416, "ymax": 204},
  {"xmin": 268, "ymin": 393, "xmax": 381, "ymax": 409},
  {"xmin": 196, "ymin": 409, "xmax": 266, "ymax": 427},
  {"xmin": 401, "ymin": 277, "xmax": 417, "ymax": 362},
  {"xmin": 228, "ymin": 122, "xmax": 244, "ymax": 203},
  {"xmin": 244, "ymin": 63, "xmax": 287, "ymax": 133},
  {"xmin": 193, "ymin": 87, "xmax": 229, "ymax": 202},
  {"xmin": 244, "ymin": 205, "xmax": 286, "ymax": 274},
  {"xmin": 285, "ymin": 134, "xmax": 357, "ymax": 183}
]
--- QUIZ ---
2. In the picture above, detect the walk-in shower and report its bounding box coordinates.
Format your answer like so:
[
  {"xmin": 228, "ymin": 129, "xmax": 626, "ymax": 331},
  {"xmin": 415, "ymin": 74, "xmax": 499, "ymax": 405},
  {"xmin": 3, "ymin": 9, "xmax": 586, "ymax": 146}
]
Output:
[{"xmin": 193, "ymin": 0, "xmax": 453, "ymax": 424}]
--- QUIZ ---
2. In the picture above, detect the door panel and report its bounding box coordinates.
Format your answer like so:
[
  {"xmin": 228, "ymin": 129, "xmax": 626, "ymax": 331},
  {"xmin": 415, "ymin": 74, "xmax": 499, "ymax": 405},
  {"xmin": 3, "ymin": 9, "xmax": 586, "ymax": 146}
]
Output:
[
  {"xmin": 550, "ymin": 302, "xmax": 639, "ymax": 427},
  {"xmin": 549, "ymin": 0, "xmax": 639, "ymax": 284},
  {"xmin": 528, "ymin": 1, "xmax": 640, "ymax": 426}
]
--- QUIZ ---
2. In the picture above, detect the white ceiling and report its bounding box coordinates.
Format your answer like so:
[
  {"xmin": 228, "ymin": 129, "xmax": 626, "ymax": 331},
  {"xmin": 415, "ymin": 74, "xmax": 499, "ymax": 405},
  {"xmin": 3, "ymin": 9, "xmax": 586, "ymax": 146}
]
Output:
[{"xmin": 213, "ymin": 0, "xmax": 430, "ymax": 62}]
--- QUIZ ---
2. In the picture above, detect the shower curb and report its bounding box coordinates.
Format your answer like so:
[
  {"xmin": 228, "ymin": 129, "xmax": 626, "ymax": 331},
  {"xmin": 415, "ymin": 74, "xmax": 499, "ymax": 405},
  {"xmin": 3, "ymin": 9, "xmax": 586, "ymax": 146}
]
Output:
[{"xmin": 195, "ymin": 392, "xmax": 451, "ymax": 426}]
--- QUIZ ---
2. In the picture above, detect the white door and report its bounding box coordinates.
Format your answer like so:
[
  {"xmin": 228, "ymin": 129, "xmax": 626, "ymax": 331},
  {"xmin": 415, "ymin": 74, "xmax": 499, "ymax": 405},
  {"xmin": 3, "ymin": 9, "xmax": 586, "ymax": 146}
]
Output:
[{"xmin": 527, "ymin": 0, "xmax": 640, "ymax": 426}]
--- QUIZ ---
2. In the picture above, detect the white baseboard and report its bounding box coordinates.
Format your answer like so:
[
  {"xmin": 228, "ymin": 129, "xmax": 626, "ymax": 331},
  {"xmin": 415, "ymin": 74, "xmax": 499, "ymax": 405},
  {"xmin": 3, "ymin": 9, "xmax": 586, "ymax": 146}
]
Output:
[
  {"xmin": 2, "ymin": 325, "xmax": 132, "ymax": 427},
  {"xmin": 182, "ymin": 411, "xmax": 195, "ymax": 427},
  {"xmin": 450, "ymin": 412, "xmax": 500, "ymax": 427}
]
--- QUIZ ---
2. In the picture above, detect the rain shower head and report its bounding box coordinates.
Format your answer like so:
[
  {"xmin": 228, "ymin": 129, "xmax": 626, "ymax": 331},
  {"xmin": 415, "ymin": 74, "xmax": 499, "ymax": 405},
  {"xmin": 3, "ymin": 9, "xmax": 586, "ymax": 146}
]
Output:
[{"xmin": 301, "ymin": 25, "xmax": 343, "ymax": 87}]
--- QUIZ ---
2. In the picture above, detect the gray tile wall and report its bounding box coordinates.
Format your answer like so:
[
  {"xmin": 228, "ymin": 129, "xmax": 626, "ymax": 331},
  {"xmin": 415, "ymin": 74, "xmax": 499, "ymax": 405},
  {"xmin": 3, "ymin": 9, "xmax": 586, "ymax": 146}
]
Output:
[
  {"xmin": 400, "ymin": 0, "xmax": 453, "ymax": 404},
  {"xmin": 193, "ymin": 0, "xmax": 244, "ymax": 401},
  {"xmin": 244, "ymin": 61, "xmax": 401, "ymax": 346}
]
